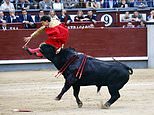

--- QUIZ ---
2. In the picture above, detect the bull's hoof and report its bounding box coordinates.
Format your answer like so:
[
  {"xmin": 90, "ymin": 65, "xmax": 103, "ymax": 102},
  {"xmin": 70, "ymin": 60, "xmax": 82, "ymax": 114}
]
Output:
[
  {"xmin": 100, "ymin": 102, "xmax": 110, "ymax": 109},
  {"xmin": 55, "ymin": 96, "xmax": 61, "ymax": 101},
  {"xmin": 78, "ymin": 102, "xmax": 83, "ymax": 108}
]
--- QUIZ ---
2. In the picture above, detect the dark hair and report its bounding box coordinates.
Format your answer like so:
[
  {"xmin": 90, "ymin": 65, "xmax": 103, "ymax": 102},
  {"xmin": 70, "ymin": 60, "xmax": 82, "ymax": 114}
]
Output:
[
  {"xmin": 22, "ymin": 8, "xmax": 27, "ymax": 11},
  {"xmin": 40, "ymin": 15, "xmax": 51, "ymax": 22},
  {"xmin": 39, "ymin": 9, "xmax": 44, "ymax": 12}
]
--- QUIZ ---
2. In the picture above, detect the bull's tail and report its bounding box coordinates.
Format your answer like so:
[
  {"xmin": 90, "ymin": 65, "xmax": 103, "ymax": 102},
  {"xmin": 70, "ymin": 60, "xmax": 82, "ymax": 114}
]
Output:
[
  {"xmin": 128, "ymin": 67, "xmax": 133, "ymax": 75},
  {"xmin": 112, "ymin": 57, "xmax": 133, "ymax": 75}
]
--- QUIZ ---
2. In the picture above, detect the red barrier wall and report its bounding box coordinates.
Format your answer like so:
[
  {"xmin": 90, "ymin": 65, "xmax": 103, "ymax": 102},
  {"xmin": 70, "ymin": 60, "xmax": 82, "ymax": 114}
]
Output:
[
  {"xmin": 0, "ymin": 27, "xmax": 147, "ymax": 60},
  {"xmin": 68, "ymin": 27, "xmax": 147, "ymax": 57}
]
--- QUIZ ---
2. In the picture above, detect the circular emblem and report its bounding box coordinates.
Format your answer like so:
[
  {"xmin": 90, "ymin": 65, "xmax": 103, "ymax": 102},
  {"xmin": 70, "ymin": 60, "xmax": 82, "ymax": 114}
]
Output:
[{"xmin": 101, "ymin": 14, "xmax": 113, "ymax": 27}]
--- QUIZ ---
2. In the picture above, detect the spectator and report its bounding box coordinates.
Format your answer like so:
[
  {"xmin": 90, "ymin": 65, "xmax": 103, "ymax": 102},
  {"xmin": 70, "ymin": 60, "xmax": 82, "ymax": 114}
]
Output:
[
  {"xmin": 123, "ymin": 21, "xmax": 135, "ymax": 28},
  {"xmin": 131, "ymin": 11, "xmax": 143, "ymax": 22},
  {"xmin": 101, "ymin": 0, "xmax": 119, "ymax": 8},
  {"xmin": 95, "ymin": 0, "xmax": 101, "ymax": 8},
  {"xmin": 48, "ymin": 10, "xmax": 59, "ymax": 20},
  {"xmin": 75, "ymin": 0, "xmax": 86, "ymax": 8},
  {"xmin": 0, "ymin": 1, "xmax": 3, "ymax": 5},
  {"xmin": 0, "ymin": 20, "xmax": 9, "ymax": 30},
  {"xmin": 147, "ymin": 0, "xmax": 153, "ymax": 7},
  {"xmin": 29, "ymin": 0, "xmax": 39, "ymax": 9},
  {"xmin": 39, "ymin": 0, "xmax": 53, "ymax": 10},
  {"xmin": 74, "ymin": 10, "xmax": 85, "ymax": 22},
  {"xmin": 59, "ymin": 9, "xmax": 72, "ymax": 24},
  {"xmin": 128, "ymin": 0, "xmax": 134, "ymax": 7},
  {"xmin": 121, "ymin": 11, "xmax": 132, "ymax": 22},
  {"xmin": 34, "ymin": 10, "xmax": 45, "ymax": 22},
  {"xmin": 0, "ymin": 0, "xmax": 15, "ymax": 11},
  {"xmin": 63, "ymin": 0, "xmax": 77, "ymax": 8},
  {"xmin": 84, "ymin": 10, "xmax": 97, "ymax": 23},
  {"xmin": 10, "ymin": 0, "xmax": 16, "ymax": 3},
  {"xmin": 108, "ymin": 0, "xmax": 114, "ymax": 8},
  {"xmin": 119, "ymin": 0, "xmax": 128, "ymax": 8},
  {"xmin": 134, "ymin": 0, "xmax": 148, "ymax": 8},
  {"xmin": 137, "ymin": 20, "xmax": 146, "ymax": 27},
  {"xmin": 147, "ymin": 10, "xmax": 154, "ymax": 22},
  {"xmin": 86, "ymin": 0, "xmax": 99, "ymax": 8},
  {"xmin": 6, "ymin": 10, "xmax": 19, "ymax": 23},
  {"xmin": 113, "ymin": 0, "xmax": 119, "ymax": 7},
  {"xmin": 53, "ymin": 0, "xmax": 64, "ymax": 10},
  {"xmin": 17, "ymin": 0, "xmax": 31, "ymax": 10},
  {"xmin": 18, "ymin": 8, "xmax": 35, "ymax": 29},
  {"xmin": 102, "ymin": 0, "xmax": 110, "ymax": 8},
  {"xmin": 0, "ymin": 11, "xmax": 7, "ymax": 23},
  {"xmin": 34, "ymin": 0, "xmax": 40, "ymax": 3}
]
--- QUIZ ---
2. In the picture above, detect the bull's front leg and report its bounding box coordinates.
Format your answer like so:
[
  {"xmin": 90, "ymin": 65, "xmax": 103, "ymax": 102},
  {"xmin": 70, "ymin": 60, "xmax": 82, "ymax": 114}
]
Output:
[
  {"xmin": 55, "ymin": 81, "xmax": 71, "ymax": 100},
  {"xmin": 73, "ymin": 85, "xmax": 83, "ymax": 108}
]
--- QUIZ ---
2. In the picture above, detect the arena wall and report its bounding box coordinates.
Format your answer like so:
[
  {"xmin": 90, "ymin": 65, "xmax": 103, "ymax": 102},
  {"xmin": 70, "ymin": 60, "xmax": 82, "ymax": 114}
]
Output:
[
  {"xmin": 0, "ymin": 28, "xmax": 147, "ymax": 60},
  {"xmin": 0, "ymin": 27, "xmax": 148, "ymax": 70}
]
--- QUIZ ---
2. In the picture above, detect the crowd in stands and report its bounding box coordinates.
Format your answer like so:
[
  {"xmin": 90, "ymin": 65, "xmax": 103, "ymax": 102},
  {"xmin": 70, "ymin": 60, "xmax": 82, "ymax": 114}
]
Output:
[
  {"xmin": 0, "ymin": 0, "xmax": 154, "ymax": 30},
  {"xmin": 0, "ymin": 7, "xmax": 98, "ymax": 30},
  {"xmin": 121, "ymin": 10, "xmax": 154, "ymax": 27},
  {"xmin": 121, "ymin": 11, "xmax": 144, "ymax": 22},
  {"xmin": 0, "ymin": 0, "xmax": 153, "ymax": 11}
]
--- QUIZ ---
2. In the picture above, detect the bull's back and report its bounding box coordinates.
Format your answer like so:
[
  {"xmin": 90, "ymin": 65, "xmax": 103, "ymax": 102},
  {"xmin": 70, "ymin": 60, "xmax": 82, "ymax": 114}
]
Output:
[
  {"xmin": 77, "ymin": 58, "xmax": 112, "ymax": 86},
  {"xmin": 78, "ymin": 58, "xmax": 130, "ymax": 86}
]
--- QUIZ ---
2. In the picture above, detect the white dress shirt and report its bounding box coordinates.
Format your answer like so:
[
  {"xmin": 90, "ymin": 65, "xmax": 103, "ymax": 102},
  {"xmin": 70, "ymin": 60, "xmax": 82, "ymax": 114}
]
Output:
[{"xmin": 0, "ymin": 2, "xmax": 15, "ymax": 11}]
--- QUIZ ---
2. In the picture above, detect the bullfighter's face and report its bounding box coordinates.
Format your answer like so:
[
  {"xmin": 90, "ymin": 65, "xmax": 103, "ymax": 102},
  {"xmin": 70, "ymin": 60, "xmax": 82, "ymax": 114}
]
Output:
[{"xmin": 41, "ymin": 20, "xmax": 49, "ymax": 27}]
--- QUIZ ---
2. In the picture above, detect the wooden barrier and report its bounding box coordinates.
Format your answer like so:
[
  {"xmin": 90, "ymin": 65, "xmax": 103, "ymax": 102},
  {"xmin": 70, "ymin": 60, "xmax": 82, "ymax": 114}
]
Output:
[
  {"xmin": 0, "ymin": 21, "xmax": 141, "ymax": 31},
  {"xmin": 68, "ymin": 27, "xmax": 147, "ymax": 57},
  {"xmin": 0, "ymin": 22, "xmax": 104, "ymax": 30},
  {"xmin": 0, "ymin": 23, "xmax": 24, "ymax": 29},
  {"xmin": 0, "ymin": 27, "xmax": 147, "ymax": 60}
]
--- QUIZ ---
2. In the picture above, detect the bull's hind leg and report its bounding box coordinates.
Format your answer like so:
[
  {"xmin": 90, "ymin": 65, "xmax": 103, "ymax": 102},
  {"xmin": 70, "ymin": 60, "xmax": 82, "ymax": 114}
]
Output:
[
  {"xmin": 101, "ymin": 85, "xmax": 120, "ymax": 109},
  {"xmin": 73, "ymin": 85, "xmax": 83, "ymax": 108}
]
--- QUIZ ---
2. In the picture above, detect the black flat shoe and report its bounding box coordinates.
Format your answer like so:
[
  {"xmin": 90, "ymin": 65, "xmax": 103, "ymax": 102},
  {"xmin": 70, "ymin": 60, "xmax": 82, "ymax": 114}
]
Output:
[{"xmin": 24, "ymin": 47, "xmax": 32, "ymax": 55}]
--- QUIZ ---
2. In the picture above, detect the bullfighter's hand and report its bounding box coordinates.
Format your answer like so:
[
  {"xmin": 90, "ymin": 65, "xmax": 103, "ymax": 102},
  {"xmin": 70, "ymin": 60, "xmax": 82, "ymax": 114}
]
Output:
[
  {"xmin": 22, "ymin": 36, "xmax": 32, "ymax": 48},
  {"xmin": 24, "ymin": 36, "xmax": 32, "ymax": 43}
]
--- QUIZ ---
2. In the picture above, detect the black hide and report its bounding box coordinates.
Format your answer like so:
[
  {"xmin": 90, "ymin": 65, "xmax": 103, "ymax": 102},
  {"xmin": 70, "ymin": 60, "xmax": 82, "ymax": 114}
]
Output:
[{"xmin": 40, "ymin": 44, "xmax": 133, "ymax": 108}]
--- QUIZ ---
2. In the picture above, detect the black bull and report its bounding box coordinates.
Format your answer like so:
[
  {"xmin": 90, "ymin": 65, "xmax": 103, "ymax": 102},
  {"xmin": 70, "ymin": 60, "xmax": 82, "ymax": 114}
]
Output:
[{"xmin": 40, "ymin": 44, "xmax": 133, "ymax": 108}]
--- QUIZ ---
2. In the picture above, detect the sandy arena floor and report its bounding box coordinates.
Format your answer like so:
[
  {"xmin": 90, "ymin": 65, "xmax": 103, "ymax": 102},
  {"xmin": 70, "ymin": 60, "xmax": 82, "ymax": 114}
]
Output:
[{"xmin": 0, "ymin": 69, "xmax": 154, "ymax": 115}]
